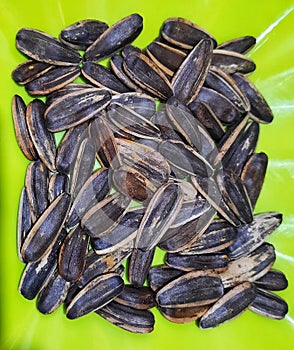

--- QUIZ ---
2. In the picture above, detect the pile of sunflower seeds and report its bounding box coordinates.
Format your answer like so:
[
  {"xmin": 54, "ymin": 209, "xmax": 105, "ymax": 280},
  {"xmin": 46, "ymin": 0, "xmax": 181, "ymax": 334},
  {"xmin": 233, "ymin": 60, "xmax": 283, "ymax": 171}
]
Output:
[{"xmin": 13, "ymin": 14, "xmax": 288, "ymax": 333}]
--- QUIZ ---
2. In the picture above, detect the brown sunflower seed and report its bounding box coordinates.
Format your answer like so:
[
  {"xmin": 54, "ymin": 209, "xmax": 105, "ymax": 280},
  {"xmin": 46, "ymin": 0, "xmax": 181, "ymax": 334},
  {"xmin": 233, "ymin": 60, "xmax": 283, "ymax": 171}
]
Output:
[
  {"xmin": 18, "ymin": 228, "xmax": 67, "ymax": 299},
  {"xmin": 66, "ymin": 168, "xmax": 110, "ymax": 229},
  {"xmin": 248, "ymin": 288, "xmax": 288, "ymax": 320},
  {"xmin": 60, "ymin": 19, "xmax": 109, "ymax": 50},
  {"xmin": 96, "ymin": 301, "xmax": 155, "ymax": 334},
  {"xmin": 25, "ymin": 160, "xmax": 49, "ymax": 222},
  {"xmin": 66, "ymin": 272, "xmax": 124, "ymax": 319},
  {"xmin": 12, "ymin": 95, "xmax": 38, "ymax": 160},
  {"xmin": 227, "ymin": 212, "xmax": 282, "ymax": 259},
  {"xmin": 156, "ymin": 270, "xmax": 224, "ymax": 308},
  {"xmin": 82, "ymin": 61, "xmax": 130, "ymax": 93},
  {"xmin": 211, "ymin": 49, "xmax": 256, "ymax": 74},
  {"xmin": 217, "ymin": 36, "xmax": 256, "ymax": 54},
  {"xmin": 135, "ymin": 183, "xmax": 183, "ymax": 250},
  {"xmin": 148, "ymin": 265, "xmax": 184, "ymax": 292},
  {"xmin": 232, "ymin": 73, "xmax": 274, "ymax": 123},
  {"xmin": 254, "ymin": 270, "xmax": 288, "ymax": 291},
  {"xmin": 205, "ymin": 67, "xmax": 250, "ymax": 113},
  {"xmin": 12, "ymin": 60, "xmax": 52, "ymax": 85},
  {"xmin": 114, "ymin": 285, "xmax": 156, "ymax": 310},
  {"xmin": 123, "ymin": 52, "xmax": 173, "ymax": 100},
  {"xmin": 78, "ymin": 248, "xmax": 131, "ymax": 288},
  {"xmin": 81, "ymin": 192, "xmax": 131, "ymax": 238},
  {"xmin": 180, "ymin": 219, "xmax": 237, "ymax": 254},
  {"xmin": 84, "ymin": 14, "xmax": 143, "ymax": 62},
  {"xmin": 26, "ymin": 99, "xmax": 56, "ymax": 172},
  {"xmin": 159, "ymin": 305, "xmax": 209, "ymax": 323},
  {"xmin": 128, "ymin": 247, "xmax": 156, "ymax": 287},
  {"xmin": 44, "ymin": 88, "xmax": 111, "ymax": 132},
  {"xmin": 117, "ymin": 138, "xmax": 171, "ymax": 187},
  {"xmin": 58, "ymin": 225, "xmax": 89, "ymax": 282},
  {"xmin": 48, "ymin": 173, "xmax": 69, "ymax": 201},
  {"xmin": 16, "ymin": 28, "xmax": 82, "ymax": 65},
  {"xmin": 219, "ymin": 243, "xmax": 276, "ymax": 288},
  {"xmin": 241, "ymin": 152, "xmax": 268, "ymax": 209},
  {"xmin": 172, "ymin": 39, "xmax": 213, "ymax": 104},
  {"xmin": 193, "ymin": 86, "xmax": 242, "ymax": 124},
  {"xmin": 161, "ymin": 17, "xmax": 217, "ymax": 49},
  {"xmin": 17, "ymin": 188, "xmax": 32, "ymax": 262},
  {"xmin": 199, "ymin": 282, "xmax": 256, "ymax": 329},
  {"xmin": 36, "ymin": 268, "xmax": 70, "ymax": 314},
  {"xmin": 69, "ymin": 137, "xmax": 96, "ymax": 200},
  {"xmin": 146, "ymin": 40, "xmax": 186, "ymax": 77},
  {"xmin": 158, "ymin": 140, "xmax": 214, "ymax": 178},
  {"xmin": 91, "ymin": 207, "xmax": 144, "ymax": 254},
  {"xmin": 20, "ymin": 192, "xmax": 71, "ymax": 263},
  {"xmin": 188, "ymin": 101, "xmax": 225, "ymax": 142}
]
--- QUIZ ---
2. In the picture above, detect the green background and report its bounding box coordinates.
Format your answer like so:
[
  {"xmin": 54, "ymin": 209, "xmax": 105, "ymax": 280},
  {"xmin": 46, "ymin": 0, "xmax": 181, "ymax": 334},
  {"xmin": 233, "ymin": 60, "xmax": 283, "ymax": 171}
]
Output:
[{"xmin": 1, "ymin": 0, "xmax": 294, "ymax": 349}]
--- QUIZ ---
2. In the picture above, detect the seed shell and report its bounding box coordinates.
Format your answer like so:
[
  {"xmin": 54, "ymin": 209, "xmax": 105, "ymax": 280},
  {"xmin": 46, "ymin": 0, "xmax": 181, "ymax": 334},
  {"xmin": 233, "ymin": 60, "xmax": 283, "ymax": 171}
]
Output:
[
  {"xmin": 217, "ymin": 36, "xmax": 256, "ymax": 54},
  {"xmin": 114, "ymin": 285, "xmax": 156, "ymax": 310},
  {"xmin": 159, "ymin": 305, "xmax": 209, "ymax": 324},
  {"xmin": 17, "ymin": 188, "xmax": 32, "ymax": 262},
  {"xmin": 48, "ymin": 173, "xmax": 69, "ymax": 201},
  {"xmin": 148, "ymin": 265, "xmax": 184, "ymax": 292},
  {"xmin": 254, "ymin": 270, "xmax": 288, "ymax": 291},
  {"xmin": 12, "ymin": 60, "xmax": 52, "ymax": 85},
  {"xmin": 128, "ymin": 248, "xmax": 155, "ymax": 287},
  {"xmin": 211, "ymin": 49, "xmax": 256, "ymax": 74}
]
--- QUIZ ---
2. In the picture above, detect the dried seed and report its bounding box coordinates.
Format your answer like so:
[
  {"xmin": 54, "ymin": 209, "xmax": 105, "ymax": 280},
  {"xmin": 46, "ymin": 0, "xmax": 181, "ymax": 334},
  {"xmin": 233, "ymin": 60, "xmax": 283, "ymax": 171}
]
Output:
[
  {"xmin": 128, "ymin": 247, "xmax": 155, "ymax": 287},
  {"xmin": 55, "ymin": 121, "xmax": 89, "ymax": 174},
  {"xmin": 60, "ymin": 19, "xmax": 109, "ymax": 50},
  {"xmin": 199, "ymin": 282, "xmax": 256, "ymax": 329},
  {"xmin": 16, "ymin": 28, "xmax": 82, "ymax": 65},
  {"xmin": 12, "ymin": 95, "xmax": 38, "ymax": 160},
  {"xmin": 36, "ymin": 268, "xmax": 70, "ymax": 314},
  {"xmin": 91, "ymin": 207, "xmax": 144, "ymax": 254},
  {"xmin": 84, "ymin": 14, "xmax": 143, "ymax": 61},
  {"xmin": 46, "ymin": 83, "xmax": 95, "ymax": 106},
  {"xmin": 67, "ymin": 168, "xmax": 110, "ymax": 229},
  {"xmin": 227, "ymin": 212, "xmax": 282, "ymax": 259},
  {"xmin": 18, "ymin": 228, "xmax": 67, "ymax": 299},
  {"xmin": 82, "ymin": 61, "xmax": 130, "ymax": 93},
  {"xmin": 249, "ymin": 288, "xmax": 288, "ymax": 320},
  {"xmin": 217, "ymin": 36, "xmax": 256, "ymax": 54},
  {"xmin": 48, "ymin": 173, "xmax": 69, "ymax": 201},
  {"xmin": 158, "ymin": 140, "xmax": 214, "ymax": 178},
  {"xmin": 69, "ymin": 137, "xmax": 96, "ymax": 200},
  {"xmin": 159, "ymin": 305, "xmax": 209, "ymax": 323},
  {"xmin": 96, "ymin": 301, "xmax": 155, "ymax": 334},
  {"xmin": 219, "ymin": 243, "xmax": 276, "ymax": 288},
  {"xmin": 81, "ymin": 192, "xmax": 131, "ymax": 238},
  {"xmin": 21, "ymin": 193, "xmax": 71, "ymax": 263},
  {"xmin": 232, "ymin": 73, "xmax": 274, "ymax": 123},
  {"xmin": 156, "ymin": 270, "xmax": 224, "ymax": 308},
  {"xmin": 123, "ymin": 52, "xmax": 173, "ymax": 100},
  {"xmin": 148, "ymin": 265, "xmax": 184, "ymax": 292},
  {"xmin": 254, "ymin": 270, "xmax": 288, "ymax": 291},
  {"xmin": 180, "ymin": 219, "xmax": 237, "ymax": 254},
  {"xmin": 161, "ymin": 17, "xmax": 217, "ymax": 49},
  {"xmin": 146, "ymin": 40, "xmax": 186, "ymax": 76},
  {"xmin": 12, "ymin": 60, "xmax": 52, "ymax": 85},
  {"xmin": 66, "ymin": 272, "xmax": 124, "ymax": 319},
  {"xmin": 172, "ymin": 39, "xmax": 213, "ymax": 104},
  {"xmin": 44, "ymin": 88, "xmax": 111, "ymax": 132},
  {"xmin": 121, "ymin": 44, "xmax": 142, "ymax": 58},
  {"xmin": 211, "ymin": 49, "xmax": 256, "ymax": 74},
  {"xmin": 241, "ymin": 152, "xmax": 268, "ymax": 209},
  {"xmin": 17, "ymin": 188, "xmax": 32, "ymax": 262},
  {"xmin": 25, "ymin": 160, "xmax": 49, "ymax": 222},
  {"xmin": 114, "ymin": 285, "xmax": 156, "ymax": 310},
  {"xmin": 26, "ymin": 99, "xmax": 56, "ymax": 172}
]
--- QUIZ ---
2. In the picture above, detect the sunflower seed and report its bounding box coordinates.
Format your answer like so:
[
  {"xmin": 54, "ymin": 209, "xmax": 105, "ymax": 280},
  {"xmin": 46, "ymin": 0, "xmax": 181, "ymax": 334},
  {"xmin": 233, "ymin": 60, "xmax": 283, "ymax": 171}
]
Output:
[
  {"xmin": 66, "ymin": 272, "xmax": 124, "ymax": 319},
  {"xmin": 60, "ymin": 19, "xmax": 109, "ymax": 50},
  {"xmin": 46, "ymin": 83, "xmax": 95, "ymax": 106},
  {"xmin": 217, "ymin": 36, "xmax": 256, "ymax": 54},
  {"xmin": 17, "ymin": 188, "xmax": 32, "ymax": 262},
  {"xmin": 12, "ymin": 60, "xmax": 52, "ymax": 85},
  {"xmin": 254, "ymin": 270, "xmax": 288, "ymax": 291},
  {"xmin": 156, "ymin": 270, "xmax": 224, "ymax": 308},
  {"xmin": 161, "ymin": 17, "xmax": 217, "ymax": 49},
  {"xmin": 121, "ymin": 44, "xmax": 142, "ymax": 58},
  {"xmin": 128, "ymin": 247, "xmax": 156, "ymax": 287},
  {"xmin": 159, "ymin": 305, "xmax": 209, "ymax": 323},
  {"xmin": 48, "ymin": 173, "xmax": 69, "ymax": 201},
  {"xmin": 96, "ymin": 301, "xmax": 155, "ymax": 333},
  {"xmin": 44, "ymin": 88, "xmax": 111, "ymax": 132},
  {"xmin": 148, "ymin": 265, "xmax": 184, "ymax": 292},
  {"xmin": 199, "ymin": 282, "xmax": 256, "ymax": 329},
  {"xmin": 26, "ymin": 99, "xmax": 56, "ymax": 172},
  {"xmin": 21, "ymin": 193, "xmax": 71, "ymax": 262},
  {"xmin": 114, "ymin": 285, "xmax": 156, "ymax": 310},
  {"xmin": 16, "ymin": 28, "xmax": 82, "ymax": 65},
  {"xmin": 84, "ymin": 14, "xmax": 143, "ymax": 62},
  {"xmin": 151, "ymin": 110, "xmax": 183, "ymax": 143},
  {"xmin": 211, "ymin": 49, "xmax": 256, "ymax": 74}
]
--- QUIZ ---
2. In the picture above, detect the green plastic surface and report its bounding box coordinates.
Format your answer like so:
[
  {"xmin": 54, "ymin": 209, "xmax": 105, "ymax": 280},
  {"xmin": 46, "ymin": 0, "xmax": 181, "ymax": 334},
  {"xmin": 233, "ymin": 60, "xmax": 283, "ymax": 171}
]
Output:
[{"xmin": 0, "ymin": 1, "xmax": 294, "ymax": 349}]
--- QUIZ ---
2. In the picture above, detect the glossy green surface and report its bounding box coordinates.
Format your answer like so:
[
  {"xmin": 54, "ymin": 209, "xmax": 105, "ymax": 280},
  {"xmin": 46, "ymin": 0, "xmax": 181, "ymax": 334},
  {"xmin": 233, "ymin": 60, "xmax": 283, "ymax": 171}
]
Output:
[{"xmin": 1, "ymin": 0, "xmax": 294, "ymax": 349}]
